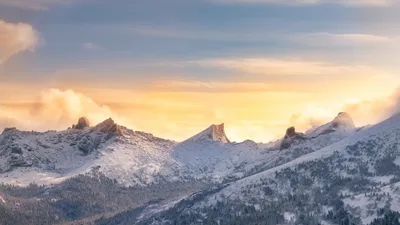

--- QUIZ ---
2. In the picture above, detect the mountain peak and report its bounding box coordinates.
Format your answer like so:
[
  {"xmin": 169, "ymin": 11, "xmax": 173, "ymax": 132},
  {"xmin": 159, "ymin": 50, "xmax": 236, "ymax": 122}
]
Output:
[
  {"xmin": 94, "ymin": 118, "xmax": 123, "ymax": 137},
  {"xmin": 280, "ymin": 126, "xmax": 307, "ymax": 150},
  {"xmin": 96, "ymin": 118, "xmax": 115, "ymax": 128},
  {"xmin": 332, "ymin": 112, "xmax": 355, "ymax": 129},
  {"xmin": 285, "ymin": 126, "xmax": 297, "ymax": 138},
  {"xmin": 185, "ymin": 123, "xmax": 230, "ymax": 143},
  {"xmin": 1, "ymin": 127, "xmax": 17, "ymax": 135},
  {"xmin": 209, "ymin": 123, "xmax": 230, "ymax": 143},
  {"xmin": 72, "ymin": 117, "xmax": 90, "ymax": 130},
  {"xmin": 305, "ymin": 112, "xmax": 356, "ymax": 138}
]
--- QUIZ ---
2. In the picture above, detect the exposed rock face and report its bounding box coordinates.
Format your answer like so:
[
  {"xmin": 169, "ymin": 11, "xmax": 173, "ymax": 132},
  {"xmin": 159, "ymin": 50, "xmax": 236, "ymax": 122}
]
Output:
[
  {"xmin": 184, "ymin": 123, "xmax": 231, "ymax": 144},
  {"xmin": 0, "ymin": 130, "xmax": 35, "ymax": 170},
  {"xmin": 94, "ymin": 118, "xmax": 123, "ymax": 139},
  {"xmin": 284, "ymin": 127, "xmax": 306, "ymax": 140},
  {"xmin": 285, "ymin": 127, "xmax": 297, "ymax": 138},
  {"xmin": 280, "ymin": 127, "xmax": 307, "ymax": 150},
  {"xmin": 1, "ymin": 127, "xmax": 17, "ymax": 135},
  {"xmin": 209, "ymin": 124, "xmax": 230, "ymax": 143},
  {"xmin": 95, "ymin": 118, "xmax": 115, "ymax": 131},
  {"xmin": 280, "ymin": 112, "xmax": 357, "ymax": 150},
  {"xmin": 332, "ymin": 112, "xmax": 355, "ymax": 129},
  {"xmin": 73, "ymin": 118, "xmax": 124, "ymax": 155},
  {"xmin": 73, "ymin": 117, "xmax": 90, "ymax": 130},
  {"xmin": 10, "ymin": 146, "xmax": 23, "ymax": 155},
  {"xmin": 77, "ymin": 135, "xmax": 101, "ymax": 155},
  {"xmin": 8, "ymin": 154, "xmax": 32, "ymax": 169}
]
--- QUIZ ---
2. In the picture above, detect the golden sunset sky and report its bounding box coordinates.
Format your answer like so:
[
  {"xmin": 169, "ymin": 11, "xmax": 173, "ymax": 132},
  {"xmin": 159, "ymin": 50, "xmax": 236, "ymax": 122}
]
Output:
[{"xmin": 1, "ymin": 0, "xmax": 400, "ymax": 142}]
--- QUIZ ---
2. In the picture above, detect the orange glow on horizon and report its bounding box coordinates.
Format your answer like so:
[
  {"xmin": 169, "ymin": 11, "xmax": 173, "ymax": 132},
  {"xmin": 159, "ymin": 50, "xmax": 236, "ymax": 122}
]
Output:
[{"xmin": 0, "ymin": 73, "xmax": 399, "ymax": 143}]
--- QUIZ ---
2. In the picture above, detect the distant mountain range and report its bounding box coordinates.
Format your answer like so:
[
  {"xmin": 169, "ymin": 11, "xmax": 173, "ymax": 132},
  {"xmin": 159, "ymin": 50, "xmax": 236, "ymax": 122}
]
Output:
[
  {"xmin": 0, "ymin": 112, "xmax": 356, "ymax": 187},
  {"xmin": 1, "ymin": 112, "xmax": 400, "ymax": 224}
]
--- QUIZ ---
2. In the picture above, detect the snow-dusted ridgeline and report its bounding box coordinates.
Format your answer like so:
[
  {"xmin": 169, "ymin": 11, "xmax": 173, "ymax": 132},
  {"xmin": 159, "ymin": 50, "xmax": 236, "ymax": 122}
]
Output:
[{"xmin": 0, "ymin": 113, "xmax": 357, "ymax": 187}]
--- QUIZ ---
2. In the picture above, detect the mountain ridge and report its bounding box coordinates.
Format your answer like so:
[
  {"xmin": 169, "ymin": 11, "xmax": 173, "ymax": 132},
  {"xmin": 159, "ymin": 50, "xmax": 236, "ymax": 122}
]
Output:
[
  {"xmin": 2, "ymin": 112, "xmax": 399, "ymax": 225},
  {"xmin": 183, "ymin": 123, "xmax": 231, "ymax": 144},
  {"xmin": 122, "ymin": 113, "xmax": 400, "ymax": 225},
  {"xmin": 0, "ymin": 112, "xmax": 358, "ymax": 187}
]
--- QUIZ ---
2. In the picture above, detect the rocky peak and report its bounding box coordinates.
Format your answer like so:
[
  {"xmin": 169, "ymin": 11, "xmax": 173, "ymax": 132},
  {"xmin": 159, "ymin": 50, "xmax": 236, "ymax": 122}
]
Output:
[
  {"xmin": 1, "ymin": 127, "xmax": 17, "ymax": 135},
  {"xmin": 209, "ymin": 124, "xmax": 230, "ymax": 143},
  {"xmin": 306, "ymin": 112, "xmax": 356, "ymax": 137},
  {"xmin": 332, "ymin": 112, "xmax": 355, "ymax": 129},
  {"xmin": 96, "ymin": 118, "xmax": 114, "ymax": 129},
  {"xmin": 285, "ymin": 126, "xmax": 297, "ymax": 138},
  {"xmin": 280, "ymin": 126, "xmax": 307, "ymax": 150},
  {"xmin": 72, "ymin": 117, "xmax": 90, "ymax": 130},
  {"xmin": 94, "ymin": 118, "xmax": 123, "ymax": 137},
  {"xmin": 185, "ymin": 123, "xmax": 231, "ymax": 144},
  {"xmin": 75, "ymin": 118, "xmax": 123, "ymax": 155}
]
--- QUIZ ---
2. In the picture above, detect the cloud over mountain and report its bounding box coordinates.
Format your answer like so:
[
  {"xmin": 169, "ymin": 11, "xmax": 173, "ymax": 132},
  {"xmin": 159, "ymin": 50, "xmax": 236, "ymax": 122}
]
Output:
[
  {"xmin": 0, "ymin": 89, "xmax": 130, "ymax": 132},
  {"xmin": 290, "ymin": 88, "xmax": 400, "ymax": 132},
  {"xmin": 0, "ymin": 20, "xmax": 39, "ymax": 64}
]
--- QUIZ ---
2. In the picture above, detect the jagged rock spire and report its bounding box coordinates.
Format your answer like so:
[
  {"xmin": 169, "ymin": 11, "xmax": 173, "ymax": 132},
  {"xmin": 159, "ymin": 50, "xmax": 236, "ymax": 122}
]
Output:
[
  {"xmin": 285, "ymin": 126, "xmax": 297, "ymax": 138},
  {"xmin": 94, "ymin": 118, "xmax": 123, "ymax": 137},
  {"xmin": 185, "ymin": 123, "xmax": 231, "ymax": 144},
  {"xmin": 280, "ymin": 126, "xmax": 307, "ymax": 150},
  {"xmin": 209, "ymin": 124, "xmax": 230, "ymax": 143},
  {"xmin": 73, "ymin": 117, "xmax": 90, "ymax": 130}
]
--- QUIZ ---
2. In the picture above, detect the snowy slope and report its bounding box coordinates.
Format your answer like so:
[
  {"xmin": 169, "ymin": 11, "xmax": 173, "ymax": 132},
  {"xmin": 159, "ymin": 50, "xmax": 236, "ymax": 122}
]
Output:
[
  {"xmin": 171, "ymin": 112, "xmax": 357, "ymax": 182},
  {"xmin": 186, "ymin": 123, "xmax": 230, "ymax": 143},
  {"xmin": 306, "ymin": 112, "xmax": 355, "ymax": 137},
  {"xmin": 218, "ymin": 112, "xmax": 400, "ymax": 197},
  {"xmin": 134, "ymin": 113, "xmax": 400, "ymax": 225},
  {"xmin": 0, "ymin": 118, "xmax": 177, "ymax": 186},
  {"xmin": 0, "ymin": 113, "xmax": 357, "ymax": 187}
]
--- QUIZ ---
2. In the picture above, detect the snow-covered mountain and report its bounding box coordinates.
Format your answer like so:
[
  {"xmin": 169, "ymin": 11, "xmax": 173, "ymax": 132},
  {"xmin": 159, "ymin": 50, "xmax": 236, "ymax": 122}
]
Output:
[
  {"xmin": 185, "ymin": 123, "xmax": 231, "ymax": 144},
  {"xmin": 0, "ymin": 117, "xmax": 176, "ymax": 186},
  {"xmin": 0, "ymin": 113, "xmax": 357, "ymax": 187},
  {"xmin": 126, "ymin": 113, "xmax": 400, "ymax": 225},
  {"xmin": 280, "ymin": 112, "xmax": 356, "ymax": 150},
  {"xmin": 306, "ymin": 112, "xmax": 356, "ymax": 137},
  {"xmin": 5, "ymin": 111, "xmax": 400, "ymax": 225}
]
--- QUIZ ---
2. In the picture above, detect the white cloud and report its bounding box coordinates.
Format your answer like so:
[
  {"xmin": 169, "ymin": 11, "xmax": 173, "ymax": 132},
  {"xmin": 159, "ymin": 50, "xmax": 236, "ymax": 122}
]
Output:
[
  {"xmin": 304, "ymin": 32, "xmax": 393, "ymax": 45},
  {"xmin": 0, "ymin": 20, "xmax": 39, "ymax": 64},
  {"xmin": 0, "ymin": 107, "xmax": 21, "ymax": 130},
  {"xmin": 128, "ymin": 25, "xmax": 394, "ymax": 48},
  {"xmin": 290, "ymin": 88, "xmax": 400, "ymax": 132},
  {"xmin": 341, "ymin": 89, "xmax": 400, "ymax": 125},
  {"xmin": 289, "ymin": 105, "xmax": 339, "ymax": 132},
  {"xmin": 0, "ymin": 89, "xmax": 132, "ymax": 132},
  {"xmin": 0, "ymin": 0, "xmax": 78, "ymax": 10},
  {"xmin": 211, "ymin": 0, "xmax": 393, "ymax": 6},
  {"xmin": 191, "ymin": 58, "xmax": 386, "ymax": 77},
  {"xmin": 149, "ymin": 80, "xmax": 285, "ymax": 93},
  {"xmin": 83, "ymin": 42, "xmax": 101, "ymax": 50},
  {"xmin": 333, "ymin": 0, "xmax": 393, "ymax": 6},
  {"xmin": 129, "ymin": 25, "xmax": 276, "ymax": 41}
]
